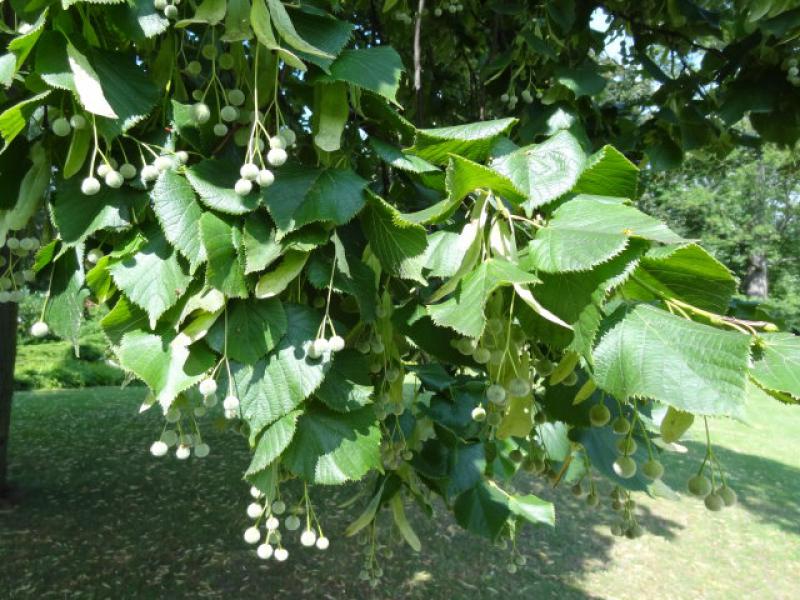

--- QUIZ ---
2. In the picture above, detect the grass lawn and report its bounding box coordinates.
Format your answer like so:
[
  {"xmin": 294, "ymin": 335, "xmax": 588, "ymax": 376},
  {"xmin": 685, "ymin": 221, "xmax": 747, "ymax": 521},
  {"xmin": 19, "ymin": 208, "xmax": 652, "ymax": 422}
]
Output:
[{"xmin": 1, "ymin": 387, "xmax": 799, "ymax": 599}]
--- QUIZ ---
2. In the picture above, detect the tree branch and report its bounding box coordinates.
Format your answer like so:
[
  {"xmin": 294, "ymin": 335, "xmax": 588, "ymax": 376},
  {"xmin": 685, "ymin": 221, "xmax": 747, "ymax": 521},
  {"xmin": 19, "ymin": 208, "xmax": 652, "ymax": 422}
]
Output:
[{"xmin": 413, "ymin": 0, "xmax": 426, "ymax": 124}]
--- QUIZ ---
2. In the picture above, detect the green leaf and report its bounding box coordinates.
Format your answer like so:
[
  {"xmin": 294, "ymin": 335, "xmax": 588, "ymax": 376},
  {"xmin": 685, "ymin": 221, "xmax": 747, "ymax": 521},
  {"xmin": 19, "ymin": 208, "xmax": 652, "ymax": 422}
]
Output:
[
  {"xmin": 152, "ymin": 170, "xmax": 207, "ymax": 272},
  {"xmin": 315, "ymin": 350, "xmax": 374, "ymax": 412},
  {"xmin": 232, "ymin": 305, "xmax": 332, "ymax": 440},
  {"xmin": 554, "ymin": 62, "xmax": 607, "ymax": 97},
  {"xmin": 326, "ymin": 46, "xmax": 403, "ymax": 104},
  {"xmin": 186, "ymin": 159, "xmax": 261, "ymax": 215},
  {"xmin": 572, "ymin": 145, "xmax": 639, "ymax": 199},
  {"xmin": 246, "ymin": 410, "xmax": 300, "ymax": 476},
  {"xmin": 108, "ymin": 227, "xmax": 192, "ymax": 327},
  {"xmin": 0, "ymin": 138, "xmax": 29, "ymax": 210},
  {"xmin": 454, "ymin": 480, "xmax": 511, "ymax": 541},
  {"xmin": 44, "ymin": 249, "xmax": 88, "ymax": 352},
  {"xmin": 313, "ymin": 81, "xmax": 348, "ymax": 152},
  {"xmin": 222, "ymin": 0, "xmax": 252, "ymax": 42},
  {"xmin": 242, "ymin": 214, "xmax": 277, "ymax": 274},
  {"xmin": 290, "ymin": 7, "xmax": 353, "ymax": 72},
  {"xmin": 199, "ymin": 212, "xmax": 248, "ymax": 298},
  {"xmin": 576, "ymin": 423, "xmax": 652, "ymax": 491},
  {"xmin": 266, "ymin": 0, "xmax": 333, "ymax": 59},
  {"xmin": 446, "ymin": 442, "xmax": 487, "ymax": 500},
  {"xmin": 67, "ymin": 42, "xmax": 116, "ymax": 118},
  {"xmin": 506, "ymin": 490, "xmax": 555, "ymax": 527},
  {"xmin": 5, "ymin": 142, "xmax": 50, "ymax": 230},
  {"xmin": 308, "ymin": 254, "xmax": 378, "ymax": 323},
  {"xmin": 35, "ymin": 30, "xmax": 73, "ymax": 91},
  {"xmin": 593, "ymin": 305, "xmax": 752, "ymax": 417},
  {"xmin": 264, "ymin": 165, "xmax": 367, "ymax": 236},
  {"xmin": 110, "ymin": 2, "xmax": 170, "ymax": 41},
  {"xmin": 518, "ymin": 241, "xmax": 645, "ymax": 356},
  {"xmin": 409, "ymin": 118, "xmax": 517, "ymax": 165},
  {"xmin": 529, "ymin": 195, "xmax": 684, "ymax": 273},
  {"xmin": 101, "ymin": 296, "xmax": 148, "ymax": 346},
  {"xmin": 659, "ymin": 407, "xmax": 695, "ymax": 443},
  {"xmin": 282, "ymin": 403, "xmax": 381, "ymax": 485},
  {"xmin": 422, "ymin": 230, "xmax": 471, "ymax": 279},
  {"xmin": 250, "ymin": 0, "xmax": 307, "ymax": 71},
  {"xmin": 254, "ymin": 250, "xmax": 309, "ymax": 298},
  {"xmin": 90, "ymin": 51, "xmax": 160, "ymax": 140},
  {"xmin": 369, "ymin": 137, "xmax": 439, "ymax": 174},
  {"xmin": 51, "ymin": 176, "xmax": 142, "ymax": 245},
  {"xmin": 116, "ymin": 331, "xmax": 215, "ymax": 410},
  {"xmin": 176, "ymin": 0, "xmax": 226, "ymax": 27},
  {"xmin": 0, "ymin": 91, "xmax": 50, "ymax": 149},
  {"xmin": 85, "ymin": 256, "xmax": 115, "ymax": 304},
  {"xmin": 646, "ymin": 134, "xmax": 683, "ymax": 171},
  {"xmin": 404, "ymin": 155, "xmax": 523, "ymax": 225},
  {"xmin": 621, "ymin": 244, "xmax": 736, "ymax": 313},
  {"xmin": 0, "ymin": 9, "xmax": 46, "ymax": 86},
  {"xmin": 428, "ymin": 258, "xmax": 539, "ymax": 338},
  {"xmin": 361, "ymin": 192, "xmax": 427, "ymax": 281},
  {"xmin": 206, "ymin": 298, "xmax": 287, "ymax": 364},
  {"xmin": 490, "ymin": 130, "xmax": 587, "ymax": 213},
  {"xmin": 751, "ymin": 333, "xmax": 800, "ymax": 400}
]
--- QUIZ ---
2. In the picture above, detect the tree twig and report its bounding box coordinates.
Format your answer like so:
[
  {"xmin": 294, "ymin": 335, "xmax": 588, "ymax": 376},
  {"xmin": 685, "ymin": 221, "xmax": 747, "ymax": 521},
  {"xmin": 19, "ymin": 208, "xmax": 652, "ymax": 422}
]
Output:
[{"xmin": 413, "ymin": 0, "xmax": 426, "ymax": 124}]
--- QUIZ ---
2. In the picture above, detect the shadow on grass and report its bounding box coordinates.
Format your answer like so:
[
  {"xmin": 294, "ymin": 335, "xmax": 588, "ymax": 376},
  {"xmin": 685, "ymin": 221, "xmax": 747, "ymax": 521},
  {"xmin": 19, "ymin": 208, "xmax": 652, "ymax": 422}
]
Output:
[
  {"xmin": 660, "ymin": 441, "xmax": 800, "ymax": 537},
  {"xmin": 2, "ymin": 389, "xmax": 796, "ymax": 599}
]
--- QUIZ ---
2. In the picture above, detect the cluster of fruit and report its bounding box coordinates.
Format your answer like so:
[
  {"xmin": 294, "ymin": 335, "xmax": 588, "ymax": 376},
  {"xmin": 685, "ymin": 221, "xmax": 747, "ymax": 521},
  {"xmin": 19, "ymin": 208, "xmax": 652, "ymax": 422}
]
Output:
[
  {"xmin": 500, "ymin": 89, "xmax": 534, "ymax": 109},
  {"xmin": 189, "ymin": 93, "xmax": 248, "ymax": 139},
  {"xmin": 784, "ymin": 57, "xmax": 799, "ymax": 86},
  {"xmin": 379, "ymin": 436, "xmax": 413, "ymax": 470},
  {"xmin": 244, "ymin": 487, "xmax": 330, "ymax": 562},
  {"xmin": 153, "ymin": 0, "xmax": 180, "ymax": 20},
  {"xmin": 197, "ymin": 377, "xmax": 241, "ymax": 420},
  {"xmin": 687, "ymin": 471, "xmax": 737, "ymax": 511},
  {"xmin": 48, "ymin": 113, "xmax": 87, "ymax": 138},
  {"xmin": 80, "ymin": 151, "xmax": 188, "ymax": 196},
  {"xmin": 306, "ymin": 332, "xmax": 345, "ymax": 359},
  {"xmin": 588, "ymin": 403, "xmax": 665, "ymax": 481},
  {"xmin": 433, "ymin": 2, "xmax": 465, "ymax": 16},
  {"xmin": 0, "ymin": 236, "xmax": 39, "ymax": 305},
  {"xmin": 607, "ymin": 487, "xmax": 644, "ymax": 539},
  {"xmin": 147, "ymin": 387, "xmax": 220, "ymax": 459}
]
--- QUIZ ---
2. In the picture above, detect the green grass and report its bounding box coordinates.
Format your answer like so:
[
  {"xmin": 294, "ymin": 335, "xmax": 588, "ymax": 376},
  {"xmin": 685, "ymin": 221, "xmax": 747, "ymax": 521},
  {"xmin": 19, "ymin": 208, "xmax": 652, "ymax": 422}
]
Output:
[
  {"xmin": 13, "ymin": 340, "xmax": 126, "ymax": 391},
  {"xmin": 2, "ymin": 388, "xmax": 799, "ymax": 599}
]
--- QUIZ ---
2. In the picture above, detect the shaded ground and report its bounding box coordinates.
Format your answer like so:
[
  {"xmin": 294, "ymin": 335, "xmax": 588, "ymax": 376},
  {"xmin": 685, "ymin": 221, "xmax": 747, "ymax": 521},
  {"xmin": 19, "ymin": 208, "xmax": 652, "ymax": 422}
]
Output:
[{"xmin": 1, "ymin": 387, "xmax": 798, "ymax": 599}]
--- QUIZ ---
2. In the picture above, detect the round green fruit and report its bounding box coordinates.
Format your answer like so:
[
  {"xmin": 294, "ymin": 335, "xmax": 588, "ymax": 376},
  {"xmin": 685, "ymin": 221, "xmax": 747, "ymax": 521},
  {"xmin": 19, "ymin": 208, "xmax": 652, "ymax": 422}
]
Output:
[
  {"xmin": 704, "ymin": 492, "xmax": 724, "ymax": 512},
  {"xmin": 613, "ymin": 456, "xmax": 637, "ymax": 479},
  {"xmin": 687, "ymin": 474, "xmax": 712, "ymax": 498},
  {"xmin": 642, "ymin": 459, "xmax": 664, "ymax": 480},
  {"xmin": 616, "ymin": 437, "xmax": 637, "ymax": 456},
  {"xmin": 626, "ymin": 524, "xmax": 644, "ymax": 539},
  {"xmin": 718, "ymin": 486, "xmax": 737, "ymax": 507},
  {"xmin": 612, "ymin": 416, "xmax": 631, "ymax": 435},
  {"xmin": 589, "ymin": 403, "xmax": 611, "ymax": 427}
]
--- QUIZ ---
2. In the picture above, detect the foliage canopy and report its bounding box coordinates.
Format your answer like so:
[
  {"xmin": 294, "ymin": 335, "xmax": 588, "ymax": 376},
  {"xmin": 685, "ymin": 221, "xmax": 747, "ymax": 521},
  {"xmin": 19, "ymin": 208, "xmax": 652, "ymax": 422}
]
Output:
[{"xmin": 1, "ymin": 0, "xmax": 799, "ymax": 576}]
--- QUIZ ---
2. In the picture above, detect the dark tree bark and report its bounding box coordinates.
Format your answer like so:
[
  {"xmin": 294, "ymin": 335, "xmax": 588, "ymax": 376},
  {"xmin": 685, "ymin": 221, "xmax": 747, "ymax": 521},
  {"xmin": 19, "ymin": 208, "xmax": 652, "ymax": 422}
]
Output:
[
  {"xmin": 743, "ymin": 254, "xmax": 769, "ymax": 299},
  {"xmin": 0, "ymin": 255, "xmax": 18, "ymax": 496}
]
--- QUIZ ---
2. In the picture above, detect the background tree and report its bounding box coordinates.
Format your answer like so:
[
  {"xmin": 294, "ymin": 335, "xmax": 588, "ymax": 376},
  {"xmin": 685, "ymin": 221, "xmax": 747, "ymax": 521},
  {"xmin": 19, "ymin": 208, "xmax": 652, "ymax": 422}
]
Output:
[
  {"xmin": 0, "ymin": 0, "xmax": 798, "ymax": 578},
  {"xmin": 640, "ymin": 146, "xmax": 800, "ymax": 330}
]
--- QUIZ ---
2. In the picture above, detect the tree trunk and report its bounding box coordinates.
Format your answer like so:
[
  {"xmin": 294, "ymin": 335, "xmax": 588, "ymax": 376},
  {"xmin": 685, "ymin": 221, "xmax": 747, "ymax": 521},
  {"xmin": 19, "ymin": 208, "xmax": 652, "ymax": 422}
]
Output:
[
  {"xmin": 743, "ymin": 254, "xmax": 769, "ymax": 299},
  {"xmin": 0, "ymin": 301, "xmax": 17, "ymax": 497}
]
